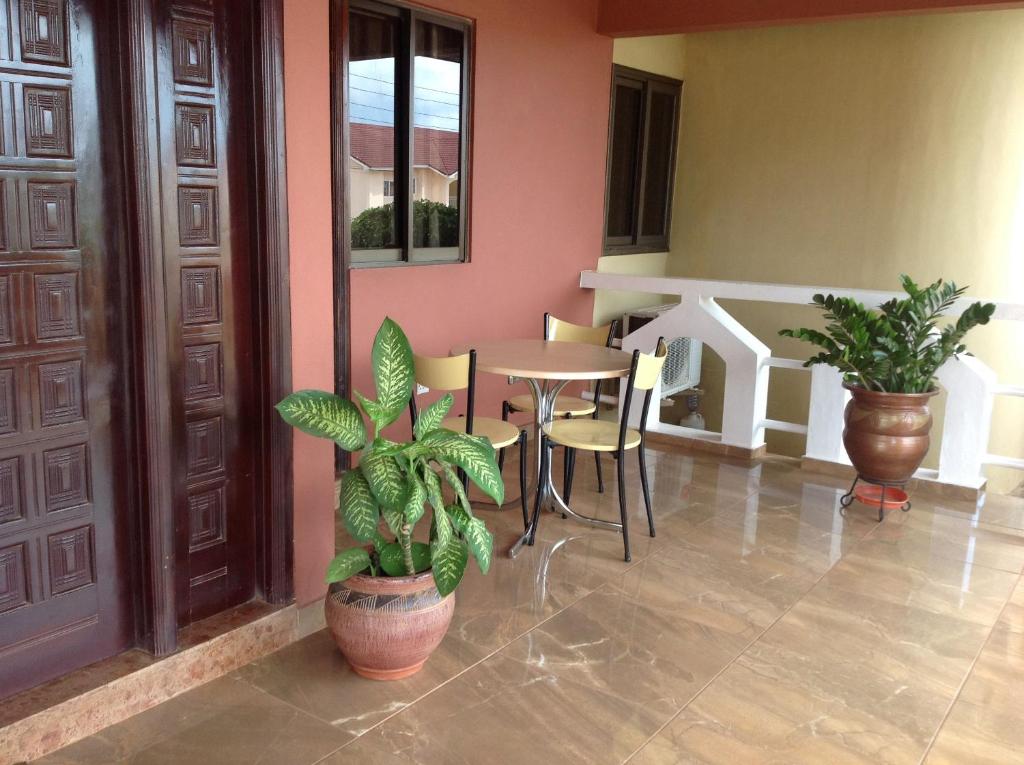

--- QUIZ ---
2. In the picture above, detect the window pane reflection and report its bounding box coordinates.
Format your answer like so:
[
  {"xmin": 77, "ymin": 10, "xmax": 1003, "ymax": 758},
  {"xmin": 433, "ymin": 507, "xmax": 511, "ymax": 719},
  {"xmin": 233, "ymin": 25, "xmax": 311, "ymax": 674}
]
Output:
[
  {"xmin": 349, "ymin": 9, "xmax": 399, "ymax": 256},
  {"xmin": 411, "ymin": 19, "xmax": 462, "ymax": 257}
]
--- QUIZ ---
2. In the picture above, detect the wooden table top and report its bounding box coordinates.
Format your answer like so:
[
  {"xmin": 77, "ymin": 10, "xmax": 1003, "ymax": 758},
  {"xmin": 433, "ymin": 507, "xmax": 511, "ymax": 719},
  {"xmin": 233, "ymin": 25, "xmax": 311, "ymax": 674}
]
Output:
[{"xmin": 450, "ymin": 339, "xmax": 633, "ymax": 380}]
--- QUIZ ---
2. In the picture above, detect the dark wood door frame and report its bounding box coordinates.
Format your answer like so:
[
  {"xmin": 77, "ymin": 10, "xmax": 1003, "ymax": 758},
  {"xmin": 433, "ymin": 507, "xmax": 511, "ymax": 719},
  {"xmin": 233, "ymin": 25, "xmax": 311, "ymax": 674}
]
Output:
[
  {"xmin": 118, "ymin": 0, "xmax": 293, "ymax": 656},
  {"xmin": 330, "ymin": 0, "xmax": 352, "ymax": 473}
]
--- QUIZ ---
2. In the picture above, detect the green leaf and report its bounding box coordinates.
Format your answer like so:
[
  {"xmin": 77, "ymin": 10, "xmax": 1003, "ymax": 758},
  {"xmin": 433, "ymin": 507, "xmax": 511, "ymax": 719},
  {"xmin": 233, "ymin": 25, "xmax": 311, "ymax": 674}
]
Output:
[
  {"xmin": 448, "ymin": 504, "xmax": 493, "ymax": 574},
  {"xmin": 420, "ymin": 464, "xmax": 446, "ymax": 514},
  {"xmin": 372, "ymin": 317, "xmax": 414, "ymax": 428},
  {"xmin": 431, "ymin": 534, "xmax": 468, "ymax": 596},
  {"xmin": 339, "ymin": 469, "xmax": 379, "ymax": 542},
  {"xmin": 276, "ymin": 390, "xmax": 366, "ymax": 451},
  {"xmin": 442, "ymin": 464, "xmax": 472, "ymax": 513},
  {"xmin": 381, "ymin": 506, "xmax": 404, "ymax": 538},
  {"xmin": 378, "ymin": 542, "xmax": 432, "ymax": 576},
  {"xmin": 325, "ymin": 547, "xmax": 371, "ymax": 583},
  {"xmin": 354, "ymin": 390, "xmax": 388, "ymax": 428},
  {"xmin": 419, "ymin": 429, "xmax": 505, "ymax": 505},
  {"xmin": 414, "ymin": 393, "xmax": 453, "ymax": 440},
  {"xmin": 360, "ymin": 448, "xmax": 409, "ymax": 510},
  {"xmin": 404, "ymin": 473, "xmax": 427, "ymax": 525}
]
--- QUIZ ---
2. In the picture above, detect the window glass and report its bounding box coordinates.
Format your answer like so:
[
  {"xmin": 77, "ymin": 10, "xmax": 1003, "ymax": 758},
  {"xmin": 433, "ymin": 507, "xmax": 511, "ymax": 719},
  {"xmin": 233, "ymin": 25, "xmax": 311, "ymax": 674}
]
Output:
[
  {"xmin": 349, "ymin": 9, "xmax": 400, "ymax": 260},
  {"xmin": 606, "ymin": 80, "xmax": 643, "ymax": 240},
  {"xmin": 410, "ymin": 19, "xmax": 463, "ymax": 261},
  {"xmin": 640, "ymin": 88, "xmax": 677, "ymax": 238}
]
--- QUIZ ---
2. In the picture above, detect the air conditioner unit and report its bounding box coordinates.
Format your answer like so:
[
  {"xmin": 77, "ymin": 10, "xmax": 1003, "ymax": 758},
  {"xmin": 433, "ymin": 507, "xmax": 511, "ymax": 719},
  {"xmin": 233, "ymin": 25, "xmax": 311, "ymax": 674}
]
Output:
[{"xmin": 623, "ymin": 304, "xmax": 702, "ymax": 398}]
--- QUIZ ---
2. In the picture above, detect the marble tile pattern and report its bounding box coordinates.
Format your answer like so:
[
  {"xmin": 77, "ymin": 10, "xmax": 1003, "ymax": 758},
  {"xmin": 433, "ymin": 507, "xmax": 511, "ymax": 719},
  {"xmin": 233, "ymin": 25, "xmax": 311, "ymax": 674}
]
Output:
[{"xmin": 26, "ymin": 447, "xmax": 1024, "ymax": 764}]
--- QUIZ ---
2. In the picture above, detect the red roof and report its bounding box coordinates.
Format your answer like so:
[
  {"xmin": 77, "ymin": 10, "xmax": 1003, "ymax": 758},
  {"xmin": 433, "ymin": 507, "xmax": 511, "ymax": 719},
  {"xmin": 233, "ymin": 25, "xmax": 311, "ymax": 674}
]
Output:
[{"xmin": 350, "ymin": 122, "xmax": 460, "ymax": 176}]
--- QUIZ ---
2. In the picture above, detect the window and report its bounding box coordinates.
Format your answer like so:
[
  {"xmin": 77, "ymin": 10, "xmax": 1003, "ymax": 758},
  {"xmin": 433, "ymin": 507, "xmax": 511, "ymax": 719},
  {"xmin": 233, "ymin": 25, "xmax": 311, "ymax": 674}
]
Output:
[
  {"xmin": 347, "ymin": 0, "xmax": 471, "ymax": 266},
  {"xmin": 604, "ymin": 65, "xmax": 681, "ymax": 253}
]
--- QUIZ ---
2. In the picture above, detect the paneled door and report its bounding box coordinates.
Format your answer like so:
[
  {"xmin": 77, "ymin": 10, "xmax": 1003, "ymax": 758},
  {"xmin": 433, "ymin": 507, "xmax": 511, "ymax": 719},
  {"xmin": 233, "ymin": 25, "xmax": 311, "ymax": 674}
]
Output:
[
  {"xmin": 154, "ymin": 0, "xmax": 258, "ymax": 625},
  {"xmin": 0, "ymin": 0, "xmax": 133, "ymax": 697}
]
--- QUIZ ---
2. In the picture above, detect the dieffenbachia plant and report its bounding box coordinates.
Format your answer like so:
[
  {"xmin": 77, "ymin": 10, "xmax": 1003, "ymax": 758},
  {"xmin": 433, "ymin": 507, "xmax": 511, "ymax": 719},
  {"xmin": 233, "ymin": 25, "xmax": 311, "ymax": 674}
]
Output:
[
  {"xmin": 779, "ymin": 275, "xmax": 995, "ymax": 393},
  {"xmin": 276, "ymin": 318, "xmax": 501, "ymax": 596}
]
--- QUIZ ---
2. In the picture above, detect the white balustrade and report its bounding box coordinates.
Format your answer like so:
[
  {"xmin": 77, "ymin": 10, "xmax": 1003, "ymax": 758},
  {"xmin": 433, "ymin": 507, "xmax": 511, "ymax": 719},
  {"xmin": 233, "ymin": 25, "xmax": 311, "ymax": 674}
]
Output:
[{"xmin": 580, "ymin": 271, "xmax": 1024, "ymax": 491}]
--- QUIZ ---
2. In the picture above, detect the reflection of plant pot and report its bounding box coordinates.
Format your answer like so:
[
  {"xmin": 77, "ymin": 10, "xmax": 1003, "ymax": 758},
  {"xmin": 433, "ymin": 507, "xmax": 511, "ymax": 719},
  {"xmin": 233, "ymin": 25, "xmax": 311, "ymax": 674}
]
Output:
[
  {"xmin": 325, "ymin": 570, "xmax": 454, "ymax": 681},
  {"xmin": 842, "ymin": 383, "xmax": 938, "ymax": 484}
]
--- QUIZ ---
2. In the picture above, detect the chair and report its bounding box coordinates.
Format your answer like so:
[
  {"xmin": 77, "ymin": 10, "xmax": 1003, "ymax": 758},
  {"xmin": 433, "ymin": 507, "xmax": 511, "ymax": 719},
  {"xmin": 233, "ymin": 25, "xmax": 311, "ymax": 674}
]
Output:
[
  {"xmin": 409, "ymin": 350, "xmax": 530, "ymax": 527},
  {"xmin": 535, "ymin": 337, "xmax": 668, "ymax": 562},
  {"xmin": 500, "ymin": 313, "xmax": 618, "ymax": 495}
]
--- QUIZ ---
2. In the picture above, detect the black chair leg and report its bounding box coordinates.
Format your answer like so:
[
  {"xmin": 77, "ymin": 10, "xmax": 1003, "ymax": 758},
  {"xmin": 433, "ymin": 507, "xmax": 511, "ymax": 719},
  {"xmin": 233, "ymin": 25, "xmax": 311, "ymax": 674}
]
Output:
[
  {"xmin": 617, "ymin": 449, "xmax": 631, "ymax": 562},
  {"xmin": 594, "ymin": 452, "xmax": 604, "ymax": 494},
  {"xmin": 638, "ymin": 445, "xmax": 654, "ymax": 537},
  {"xmin": 564, "ymin": 447, "xmax": 576, "ymax": 504},
  {"xmin": 498, "ymin": 400, "xmax": 510, "ymax": 473},
  {"xmin": 518, "ymin": 430, "xmax": 529, "ymax": 530},
  {"xmin": 528, "ymin": 437, "xmax": 549, "ymax": 546}
]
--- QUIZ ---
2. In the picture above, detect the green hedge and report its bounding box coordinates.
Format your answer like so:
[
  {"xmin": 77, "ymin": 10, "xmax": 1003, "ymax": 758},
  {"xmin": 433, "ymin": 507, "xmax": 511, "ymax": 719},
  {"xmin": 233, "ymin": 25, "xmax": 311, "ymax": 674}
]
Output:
[{"xmin": 351, "ymin": 199, "xmax": 459, "ymax": 249}]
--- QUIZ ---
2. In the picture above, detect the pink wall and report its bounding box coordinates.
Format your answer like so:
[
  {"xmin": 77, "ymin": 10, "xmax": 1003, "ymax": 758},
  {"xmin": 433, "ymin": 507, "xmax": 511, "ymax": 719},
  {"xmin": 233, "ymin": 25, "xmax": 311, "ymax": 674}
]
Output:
[
  {"xmin": 597, "ymin": 0, "xmax": 1024, "ymax": 36},
  {"xmin": 284, "ymin": 0, "xmax": 612, "ymax": 604},
  {"xmin": 283, "ymin": 1, "xmax": 337, "ymax": 605}
]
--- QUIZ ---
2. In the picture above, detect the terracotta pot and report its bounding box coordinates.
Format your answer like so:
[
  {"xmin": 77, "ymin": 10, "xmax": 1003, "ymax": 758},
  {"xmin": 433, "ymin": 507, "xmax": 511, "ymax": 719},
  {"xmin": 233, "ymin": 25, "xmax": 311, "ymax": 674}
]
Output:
[
  {"xmin": 842, "ymin": 383, "xmax": 938, "ymax": 484},
  {"xmin": 324, "ymin": 569, "xmax": 454, "ymax": 681}
]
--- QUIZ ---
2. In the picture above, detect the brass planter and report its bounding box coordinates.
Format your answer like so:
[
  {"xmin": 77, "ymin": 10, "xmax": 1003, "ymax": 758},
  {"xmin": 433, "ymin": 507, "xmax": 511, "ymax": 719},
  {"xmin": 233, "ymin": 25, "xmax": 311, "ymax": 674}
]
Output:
[
  {"xmin": 842, "ymin": 383, "xmax": 938, "ymax": 484},
  {"xmin": 325, "ymin": 570, "xmax": 454, "ymax": 681}
]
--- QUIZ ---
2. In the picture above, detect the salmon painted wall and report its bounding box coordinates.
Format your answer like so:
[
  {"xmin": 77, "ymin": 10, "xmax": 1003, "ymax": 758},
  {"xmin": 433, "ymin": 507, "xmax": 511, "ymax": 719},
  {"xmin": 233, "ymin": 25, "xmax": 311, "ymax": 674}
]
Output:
[
  {"xmin": 283, "ymin": 0, "xmax": 612, "ymax": 604},
  {"xmin": 283, "ymin": 1, "xmax": 336, "ymax": 605}
]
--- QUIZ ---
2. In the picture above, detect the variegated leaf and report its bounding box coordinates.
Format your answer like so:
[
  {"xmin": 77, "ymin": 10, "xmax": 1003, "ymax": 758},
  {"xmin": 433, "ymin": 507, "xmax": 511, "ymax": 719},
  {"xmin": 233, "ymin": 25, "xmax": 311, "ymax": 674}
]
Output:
[
  {"xmin": 275, "ymin": 390, "xmax": 366, "ymax": 451},
  {"xmin": 414, "ymin": 393, "xmax": 453, "ymax": 440},
  {"xmin": 420, "ymin": 429, "xmax": 505, "ymax": 505},
  {"xmin": 448, "ymin": 504, "xmax": 493, "ymax": 574},
  {"xmin": 404, "ymin": 473, "xmax": 427, "ymax": 526},
  {"xmin": 420, "ymin": 464, "xmax": 446, "ymax": 514},
  {"xmin": 372, "ymin": 317, "xmax": 414, "ymax": 428},
  {"xmin": 354, "ymin": 390, "xmax": 388, "ymax": 428},
  {"xmin": 430, "ymin": 534, "xmax": 468, "ymax": 596},
  {"xmin": 442, "ymin": 464, "xmax": 471, "ymax": 514},
  {"xmin": 325, "ymin": 547, "xmax": 371, "ymax": 583},
  {"xmin": 381, "ymin": 506, "xmax": 404, "ymax": 539},
  {"xmin": 339, "ymin": 469, "xmax": 379, "ymax": 542},
  {"xmin": 360, "ymin": 449, "xmax": 409, "ymax": 510},
  {"xmin": 379, "ymin": 542, "xmax": 431, "ymax": 576}
]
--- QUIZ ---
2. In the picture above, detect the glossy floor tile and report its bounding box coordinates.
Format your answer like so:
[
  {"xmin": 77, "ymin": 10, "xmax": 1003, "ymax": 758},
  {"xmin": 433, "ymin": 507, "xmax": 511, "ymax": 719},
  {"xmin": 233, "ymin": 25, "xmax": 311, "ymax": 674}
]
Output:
[{"xmin": 35, "ymin": 448, "xmax": 1024, "ymax": 764}]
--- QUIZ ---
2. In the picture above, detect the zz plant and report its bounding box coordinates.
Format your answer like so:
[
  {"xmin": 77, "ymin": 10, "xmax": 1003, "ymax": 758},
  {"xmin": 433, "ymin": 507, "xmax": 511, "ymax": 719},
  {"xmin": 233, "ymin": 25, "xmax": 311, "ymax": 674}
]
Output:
[
  {"xmin": 276, "ymin": 318, "xmax": 501, "ymax": 596},
  {"xmin": 780, "ymin": 275, "xmax": 995, "ymax": 393}
]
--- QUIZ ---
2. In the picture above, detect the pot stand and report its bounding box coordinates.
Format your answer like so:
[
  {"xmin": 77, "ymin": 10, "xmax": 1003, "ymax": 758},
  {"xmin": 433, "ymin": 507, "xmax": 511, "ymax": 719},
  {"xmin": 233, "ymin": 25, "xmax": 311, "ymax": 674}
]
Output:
[{"xmin": 839, "ymin": 475, "xmax": 912, "ymax": 522}]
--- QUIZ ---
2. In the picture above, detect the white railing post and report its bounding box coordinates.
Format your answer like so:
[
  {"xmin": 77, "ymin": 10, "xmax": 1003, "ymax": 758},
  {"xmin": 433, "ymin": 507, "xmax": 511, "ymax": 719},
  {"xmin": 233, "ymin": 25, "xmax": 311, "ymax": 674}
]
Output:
[
  {"xmin": 805, "ymin": 365, "xmax": 850, "ymax": 464},
  {"xmin": 619, "ymin": 294, "xmax": 770, "ymax": 450},
  {"xmin": 936, "ymin": 356, "xmax": 996, "ymax": 489}
]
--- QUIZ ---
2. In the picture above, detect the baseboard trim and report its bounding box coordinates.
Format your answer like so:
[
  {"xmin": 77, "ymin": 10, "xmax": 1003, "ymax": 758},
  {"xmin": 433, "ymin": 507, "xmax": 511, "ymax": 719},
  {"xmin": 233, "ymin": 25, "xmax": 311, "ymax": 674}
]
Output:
[
  {"xmin": 799, "ymin": 457, "xmax": 986, "ymax": 502},
  {"xmin": 0, "ymin": 601, "xmax": 300, "ymax": 764}
]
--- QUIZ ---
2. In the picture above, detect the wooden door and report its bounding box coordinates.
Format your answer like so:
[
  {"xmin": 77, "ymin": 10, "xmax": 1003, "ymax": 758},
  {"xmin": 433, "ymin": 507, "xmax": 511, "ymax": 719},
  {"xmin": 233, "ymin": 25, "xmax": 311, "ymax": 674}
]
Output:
[
  {"xmin": 0, "ymin": 0, "xmax": 133, "ymax": 697},
  {"xmin": 153, "ymin": 0, "xmax": 257, "ymax": 625}
]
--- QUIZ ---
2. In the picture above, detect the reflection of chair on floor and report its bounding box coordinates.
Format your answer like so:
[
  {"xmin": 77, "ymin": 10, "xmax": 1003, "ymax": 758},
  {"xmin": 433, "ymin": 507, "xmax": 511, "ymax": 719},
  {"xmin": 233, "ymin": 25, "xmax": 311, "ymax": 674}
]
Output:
[
  {"xmin": 500, "ymin": 313, "xmax": 619, "ymax": 497},
  {"xmin": 535, "ymin": 338, "xmax": 668, "ymax": 562},
  {"xmin": 409, "ymin": 349, "xmax": 529, "ymax": 526}
]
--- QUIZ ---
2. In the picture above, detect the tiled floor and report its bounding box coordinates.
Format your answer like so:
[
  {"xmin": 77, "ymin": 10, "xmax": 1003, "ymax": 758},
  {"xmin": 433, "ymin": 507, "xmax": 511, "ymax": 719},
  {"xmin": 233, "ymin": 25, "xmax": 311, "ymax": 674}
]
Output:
[{"xmin": 37, "ymin": 447, "xmax": 1024, "ymax": 764}]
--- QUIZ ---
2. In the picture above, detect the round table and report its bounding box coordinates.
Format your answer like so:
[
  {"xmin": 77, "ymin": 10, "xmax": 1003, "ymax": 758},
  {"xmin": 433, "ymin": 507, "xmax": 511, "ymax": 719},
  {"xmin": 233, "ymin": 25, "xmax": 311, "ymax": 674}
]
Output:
[{"xmin": 451, "ymin": 339, "xmax": 634, "ymax": 556}]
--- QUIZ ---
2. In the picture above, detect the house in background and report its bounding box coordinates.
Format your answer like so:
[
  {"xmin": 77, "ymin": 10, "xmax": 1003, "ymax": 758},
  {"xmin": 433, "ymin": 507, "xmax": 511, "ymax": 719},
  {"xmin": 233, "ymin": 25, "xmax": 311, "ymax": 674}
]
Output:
[{"xmin": 349, "ymin": 122, "xmax": 459, "ymax": 217}]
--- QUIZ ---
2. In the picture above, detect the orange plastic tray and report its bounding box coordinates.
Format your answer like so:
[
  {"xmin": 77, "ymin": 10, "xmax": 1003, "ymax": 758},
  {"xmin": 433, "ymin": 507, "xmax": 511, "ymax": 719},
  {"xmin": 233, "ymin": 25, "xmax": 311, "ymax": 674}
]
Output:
[{"xmin": 853, "ymin": 484, "xmax": 909, "ymax": 510}]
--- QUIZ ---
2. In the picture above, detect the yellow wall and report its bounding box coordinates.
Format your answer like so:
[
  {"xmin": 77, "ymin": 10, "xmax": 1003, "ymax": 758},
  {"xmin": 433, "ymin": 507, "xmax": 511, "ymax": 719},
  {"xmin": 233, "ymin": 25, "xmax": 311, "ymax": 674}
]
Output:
[{"xmin": 661, "ymin": 9, "xmax": 1024, "ymax": 491}]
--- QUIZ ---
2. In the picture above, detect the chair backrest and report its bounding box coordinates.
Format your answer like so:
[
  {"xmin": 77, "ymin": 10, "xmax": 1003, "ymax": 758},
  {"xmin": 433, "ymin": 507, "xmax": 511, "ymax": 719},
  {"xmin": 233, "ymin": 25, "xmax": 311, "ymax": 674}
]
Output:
[
  {"xmin": 410, "ymin": 350, "xmax": 477, "ymax": 435},
  {"xmin": 633, "ymin": 338, "xmax": 669, "ymax": 391},
  {"xmin": 544, "ymin": 313, "xmax": 615, "ymax": 347},
  {"xmin": 616, "ymin": 337, "xmax": 667, "ymax": 449}
]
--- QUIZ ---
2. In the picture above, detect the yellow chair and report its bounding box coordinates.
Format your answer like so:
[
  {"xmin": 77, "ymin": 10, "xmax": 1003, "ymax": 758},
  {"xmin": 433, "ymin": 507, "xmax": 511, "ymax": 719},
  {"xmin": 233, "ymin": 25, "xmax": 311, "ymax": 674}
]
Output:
[
  {"xmin": 534, "ymin": 337, "xmax": 668, "ymax": 562},
  {"xmin": 500, "ymin": 313, "xmax": 618, "ymax": 495},
  {"xmin": 409, "ymin": 350, "xmax": 529, "ymax": 526}
]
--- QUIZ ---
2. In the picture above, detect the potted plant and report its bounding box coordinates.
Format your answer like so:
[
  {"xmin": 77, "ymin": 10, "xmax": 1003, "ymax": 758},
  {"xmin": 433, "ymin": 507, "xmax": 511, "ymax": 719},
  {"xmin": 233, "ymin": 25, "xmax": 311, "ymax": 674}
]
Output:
[
  {"xmin": 780, "ymin": 275, "xmax": 995, "ymax": 484},
  {"xmin": 276, "ymin": 318, "xmax": 502, "ymax": 680}
]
